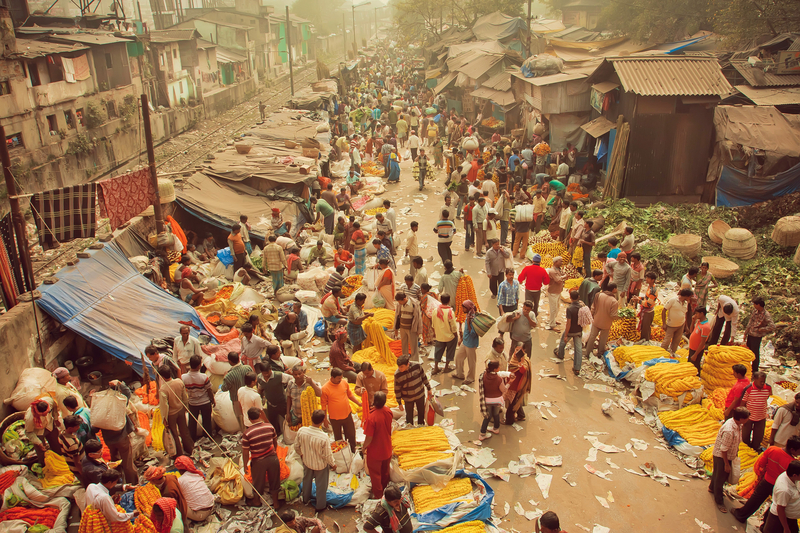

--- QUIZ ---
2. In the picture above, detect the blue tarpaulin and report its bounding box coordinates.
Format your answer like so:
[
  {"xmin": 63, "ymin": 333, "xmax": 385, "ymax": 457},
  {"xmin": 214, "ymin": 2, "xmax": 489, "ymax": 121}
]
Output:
[
  {"xmin": 37, "ymin": 242, "xmax": 211, "ymax": 377},
  {"xmin": 716, "ymin": 162, "xmax": 800, "ymax": 207},
  {"xmin": 411, "ymin": 470, "xmax": 493, "ymax": 532}
]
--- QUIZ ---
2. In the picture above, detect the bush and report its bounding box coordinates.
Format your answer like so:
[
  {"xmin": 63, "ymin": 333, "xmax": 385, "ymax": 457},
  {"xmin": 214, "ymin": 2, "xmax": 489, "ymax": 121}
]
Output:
[
  {"xmin": 84, "ymin": 101, "xmax": 106, "ymax": 129},
  {"xmin": 66, "ymin": 133, "xmax": 94, "ymax": 156}
]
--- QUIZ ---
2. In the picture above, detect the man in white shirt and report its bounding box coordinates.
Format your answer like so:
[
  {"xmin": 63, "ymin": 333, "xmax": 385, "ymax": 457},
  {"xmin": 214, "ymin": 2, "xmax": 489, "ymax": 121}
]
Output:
[
  {"xmin": 238, "ymin": 373, "xmax": 267, "ymax": 428},
  {"xmin": 408, "ymin": 130, "xmax": 421, "ymax": 161},
  {"xmin": 173, "ymin": 326, "xmax": 203, "ymax": 374},
  {"xmin": 483, "ymin": 209, "xmax": 500, "ymax": 243},
  {"xmin": 556, "ymin": 161, "xmax": 570, "ymax": 182},
  {"xmin": 86, "ymin": 470, "xmax": 137, "ymax": 524},
  {"xmin": 295, "ymin": 409, "xmax": 337, "ymax": 511},
  {"xmin": 405, "ymin": 222, "xmax": 419, "ymax": 258},
  {"xmin": 411, "ymin": 256, "xmax": 427, "ymax": 286},
  {"xmin": 383, "ymin": 200, "xmax": 397, "ymax": 234},
  {"xmin": 468, "ymin": 180, "xmax": 482, "ymax": 200},
  {"xmin": 241, "ymin": 323, "xmax": 270, "ymax": 368},
  {"xmin": 175, "ymin": 456, "xmax": 215, "ymax": 521},
  {"xmin": 558, "ymin": 199, "xmax": 573, "ymax": 242},
  {"xmin": 763, "ymin": 461, "xmax": 800, "ymax": 532},
  {"xmin": 661, "ymin": 289, "xmax": 694, "ymax": 353},
  {"xmin": 482, "ymin": 176, "xmax": 498, "ymax": 200},
  {"xmin": 441, "ymin": 195, "xmax": 456, "ymax": 221},
  {"xmin": 710, "ymin": 294, "xmax": 739, "ymax": 346}
]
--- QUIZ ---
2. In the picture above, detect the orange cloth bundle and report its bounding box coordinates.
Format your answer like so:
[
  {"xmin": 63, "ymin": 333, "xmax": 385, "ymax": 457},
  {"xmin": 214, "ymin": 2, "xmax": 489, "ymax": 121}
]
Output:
[{"xmin": 0, "ymin": 506, "xmax": 60, "ymax": 529}]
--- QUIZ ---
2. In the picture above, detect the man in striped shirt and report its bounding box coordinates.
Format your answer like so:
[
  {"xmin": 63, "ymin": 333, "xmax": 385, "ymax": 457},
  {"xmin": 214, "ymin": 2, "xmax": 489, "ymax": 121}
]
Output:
[
  {"xmin": 294, "ymin": 409, "xmax": 336, "ymax": 511},
  {"xmin": 242, "ymin": 407, "xmax": 280, "ymax": 509},
  {"xmin": 394, "ymin": 355, "xmax": 432, "ymax": 425},
  {"xmin": 402, "ymin": 275, "xmax": 421, "ymax": 301},
  {"xmin": 58, "ymin": 415, "xmax": 84, "ymax": 484},
  {"xmin": 728, "ymin": 371, "xmax": 772, "ymax": 451},
  {"xmin": 182, "ymin": 355, "xmax": 215, "ymax": 440},
  {"xmin": 434, "ymin": 210, "xmax": 456, "ymax": 264},
  {"xmin": 221, "ymin": 352, "xmax": 252, "ymax": 433}
]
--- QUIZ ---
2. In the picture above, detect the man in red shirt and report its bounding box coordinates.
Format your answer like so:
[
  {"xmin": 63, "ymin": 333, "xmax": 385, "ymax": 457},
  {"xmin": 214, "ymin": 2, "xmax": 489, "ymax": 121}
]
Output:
[
  {"xmin": 732, "ymin": 435, "xmax": 800, "ymax": 523},
  {"xmin": 463, "ymin": 197, "xmax": 475, "ymax": 251},
  {"xmin": 688, "ymin": 307, "xmax": 712, "ymax": 372},
  {"xmin": 727, "ymin": 371, "xmax": 772, "ymax": 451},
  {"xmin": 725, "ymin": 364, "xmax": 750, "ymax": 411},
  {"xmin": 363, "ymin": 391, "xmax": 393, "ymax": 499},
  {"xmin": 518, "ymin": 254, "xmax": 550, "ymax": 316}
]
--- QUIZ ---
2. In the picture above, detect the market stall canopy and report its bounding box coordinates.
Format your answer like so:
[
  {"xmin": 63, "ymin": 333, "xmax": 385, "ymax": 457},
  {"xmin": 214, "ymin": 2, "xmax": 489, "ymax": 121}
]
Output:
[
  {"xmin": 37, "ymin": 242, "xmax": 211, "ymax": 377},
  {"xmin": 734, "ymin": 85, "xmax": 800, "ymax": 106},
  {"xmin": 714, "ymin": 106, "xmax": 800, "ymax": 157},
  {"xmin": 471, "ymin": 12, "xmax": 529, "ymax": 42},
  {"xmin": 176, "ymin": 173, "xmax": 307, "ymax": 239},
  {"xmin": 470, "ymin": 87, "xmax": 516, "ymax": 106},
  {"xmin": 716, "ymin": 162, "xmax": 800, "ymax": 207},
  {"xmin": 433, "ymin": 72, "xmax": 457, "ymax": 95},
  {"xmin": 581, "ymin": 116, "xmax": 615, "ymax": 138}
]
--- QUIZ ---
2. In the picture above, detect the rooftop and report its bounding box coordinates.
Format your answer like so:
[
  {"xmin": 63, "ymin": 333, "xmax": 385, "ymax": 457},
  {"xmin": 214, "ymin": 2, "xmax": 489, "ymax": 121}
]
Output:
[
  {"xmin": 11, "ymin": 38, "xmax": 89, "ymax": 58},
  {"xmin": 146, "ymin": 29, "xmax": 201, "ymax": 43},
  {"xmin": 730, "ymin": 60, "xmax": 800, "ymax": 87},
  {"xmin": 608, "ymin": 57, "xmax": 733, "ymax": 97}
]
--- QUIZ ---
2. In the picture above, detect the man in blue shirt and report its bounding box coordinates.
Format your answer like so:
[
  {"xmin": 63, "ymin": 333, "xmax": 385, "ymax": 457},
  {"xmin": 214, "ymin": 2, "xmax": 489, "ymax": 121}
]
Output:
[
  {"xmin": 607, "ymin": 237, "xmax": 621, "ymax": 260},
  {"xmin": 508, "ymin": 149, "xmax": 521, "ymax": 173}
]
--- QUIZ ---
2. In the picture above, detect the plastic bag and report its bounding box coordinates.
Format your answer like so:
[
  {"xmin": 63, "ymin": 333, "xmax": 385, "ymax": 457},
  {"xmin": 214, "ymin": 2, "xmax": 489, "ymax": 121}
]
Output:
[
  {"xmin": 350, "ymin": 451, "xmax": 364, "ymax": 475},
  {"xmin": 314, "ymin": 319, "xmax": 326, "ymax": 338},
  {"xmin": 91, "ymin": 389, "xmax": 128, "ymax": 431},
  {"xmin": 216, "ymin": 248, "xmax": 234, "ymax": 267},
  {"xmin": 372, "ymin": 292, "xmax": 386, "ymax": 308},
  {"xmin": 208, "ymin": 458, "xmax": 243, "ymax": 505},
  {"xmin": 333, "ymin": 443, "xmax": 354, "ymax": 474},
  {"xmin": 728, "ymin": 456, "xmax": 741, "ymax": 484},
  {"xmin": 163, "ymin": 427, "xmax": 177, "ymax": 457},
  {"xmin": 212, "ymin": 390, "xmax": 240, "ymax": 434},
  {"xmin": 282, "ymin": 419, "xmax": 297, "ymax": 445},
  {"xmin": 5, "ymin": 368, "xmax": 58, "ymax": 411},
  {"xmin": 296, "ymin": 290, "xmax": 320, "ymax": 305}
]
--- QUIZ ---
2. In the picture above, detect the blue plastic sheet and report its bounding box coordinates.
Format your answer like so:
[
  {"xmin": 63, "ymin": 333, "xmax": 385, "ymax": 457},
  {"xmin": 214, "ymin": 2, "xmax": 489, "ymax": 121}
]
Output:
[
  {"xmin": 37, "ymin": 242, "xmax": 211, "ymax": 377},
  {"xmin": 411, "ymin": 470, "xmax": 493, "ymax": 532},
  {"xmin": 217, "ymin": 247, "xmax": 234, "ymax": 266},
  {"xmin": 716, "ymin": 162, "xmax": 800, "ymax": 207},
  {"xmin": 303, "ymin": 480, "xmax": 353, "ymax": 509},
  {"xmin": 662, "ymin": 426, "xmax": 688, "ymax": 447},
  {"xmin": 604, "ymin": 350, "xmax": 677, "ymax": 381}
]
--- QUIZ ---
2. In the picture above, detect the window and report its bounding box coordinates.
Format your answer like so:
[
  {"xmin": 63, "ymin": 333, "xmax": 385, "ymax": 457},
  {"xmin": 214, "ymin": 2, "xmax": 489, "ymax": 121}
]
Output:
[
  {"xmin": 172, "ymin": 48, "xmax": 177, "ymax": 58},
  {"xmin": 160, "ymin": 53, "xmax": 165, "ymax": 67},
  {"xmin": 76, "ymin": 108, "xmax": 84, "ymax": 126},
  {"xmin": 6, "ymin": 132, "xmax": 23, "ymax": 149},
  {"xmin": 28, "ymin": 62, "xmax": 41, "ymax": 86},
  {"xmin": 0, "ymin": 80, "xmax": 10, "ymax": 95},
  {"xmin": 105, "ymin": 53, "xmax": 113, "ymax": 69},
  {"xmin": 106, "ymin": 100, "xmax": 117, "ymax": 119},
  {"xmin": 64, "ymin": 110, "xmax": 75, "ymax": 129},
  {"xmin": 46, "ymin": 114, "xmax": 58, "ymax": 133}
]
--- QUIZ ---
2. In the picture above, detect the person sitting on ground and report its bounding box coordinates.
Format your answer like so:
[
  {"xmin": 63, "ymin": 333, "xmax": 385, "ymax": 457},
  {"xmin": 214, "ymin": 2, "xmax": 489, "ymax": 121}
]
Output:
[
  {"xmin": 270, "ymin": 208, "xmax": 291, "ymax": 236},
  {"xmin": 82, "ymin": 469, "xmax": 138, "ymax": 528},
  {"xmin": 150, "ymin": 497, "xmax": 183, "ymax": 533},
  {"xmin": 280, "ymin": 509, "xmax": 327, "ymax": 533},
  {"xmin": 536, "ymin": 511, "xmax": 564, "ymax": 533},
  {"xmin": 144, "ymin": 466, "xmax": 189, "ymax": 531},
  {"xmin": 308, "ymin": 240, "xmax": 328, "ymax": 266},
  {"xmin": 363, "ymin": 485, "xmax": 411, "ymax": 533},
  {"xmin": 179, "ymin": 268, "xmax": 205, "ymax": 306}
]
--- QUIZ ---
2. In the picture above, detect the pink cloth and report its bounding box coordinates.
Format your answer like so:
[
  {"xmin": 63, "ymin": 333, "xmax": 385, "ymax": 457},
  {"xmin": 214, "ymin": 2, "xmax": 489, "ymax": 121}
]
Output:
[
  {"xmin": 98, "ymin": 169, "xmax": 157, "ymax": 230},
  {"xmin": 201, "ymin": 337, "xmax": 243, "ymax": 362}
]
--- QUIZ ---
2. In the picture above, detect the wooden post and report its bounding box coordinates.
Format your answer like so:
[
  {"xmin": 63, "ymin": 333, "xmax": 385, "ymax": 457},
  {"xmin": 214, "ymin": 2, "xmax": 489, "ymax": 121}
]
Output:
[
  {"xmin": 286, "ymin": 6, "xmax": 294, "ymax": 96},
  {"xmin": 139, "ymin": 94, "xmax": 164, "ymax": 232},
  {"xmin": 0, "ymin": 125, "xmax": 35, "ymax": 293},
  {"xmin": 526, "ymin": 0, "xmax": 532, "ymax": 57}
]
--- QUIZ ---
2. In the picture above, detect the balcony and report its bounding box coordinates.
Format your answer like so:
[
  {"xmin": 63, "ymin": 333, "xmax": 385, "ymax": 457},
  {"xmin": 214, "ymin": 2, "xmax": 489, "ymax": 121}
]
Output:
[{"xmin": 30, "ymin": 78, "xmax": 95, "ymax": 107}]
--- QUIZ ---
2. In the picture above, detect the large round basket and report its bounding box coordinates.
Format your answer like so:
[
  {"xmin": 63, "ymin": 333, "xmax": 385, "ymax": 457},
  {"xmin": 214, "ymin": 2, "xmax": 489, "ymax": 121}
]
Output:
[
  {"xmin": 157, "ymin": 178, "xmax": 176, "ymax": 203},
  {"xmin": 795, "ymin": 244, "xmax": 800, "ymax": 267},
  {"xmin": 708, "ymin": 219, "xmax": 731, "ymax": 245},
  {"xmin": 701, "ymin": 256, "xmax": 739, "ymax": 279},
  {"xmin": 771, "ymin": 216, "xmax": 800, "ymax": 247},
  {"xmin": 722, "ymin": 228, "xmax": 757, "ymax": 259},
  {"xmin": 668, "ymin": 234, "xmax": 702, "ymax": 258},
  {"xmin": 0, "ymin": 412, "xmax": 37, "ymax": 466}
]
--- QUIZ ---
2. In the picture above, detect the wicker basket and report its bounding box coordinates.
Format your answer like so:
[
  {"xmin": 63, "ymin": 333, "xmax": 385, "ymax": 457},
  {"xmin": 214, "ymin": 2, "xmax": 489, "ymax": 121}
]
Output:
[
  {"xmin": 235, "ymin": 143, "xmax": 252, "ymax": 155},
  {"xmin": 722, "ymin": 228, "xmax": 757, "ymax": 259},
  {"xmin": 707, "ymin": 219, "xmax": 731, "ymax": 244},
  {"xmin": 668, "ymin": 234, "xmax": 702, "ymax": 258},
  {"xmin": 795, "ymin": 244, "xmax": 800, "ymax": 267},
  {"xmin": 219, "ymin": 315, "xmax": 239, "ymax": 327},
  {"xmin": 771, "ymin": 216, "xmax": 800, "ymax": 247},
  {"xmin": 701, "ymin": 256, "xmax": 739, "ymax": 279},
  {"xmin": 284, "ymin": 140, "xmax": 298, "ymax": 149},
  {"xmin": 302, "ymin": 147, "xmax": 319, "ymax": 159},
  {"xmin": 157, "ymin": 178, "xmax": 176, "ymax": 203},
  {"xmin": 0, "ymin": 412, "xmax": 37, "ymax": 466}
]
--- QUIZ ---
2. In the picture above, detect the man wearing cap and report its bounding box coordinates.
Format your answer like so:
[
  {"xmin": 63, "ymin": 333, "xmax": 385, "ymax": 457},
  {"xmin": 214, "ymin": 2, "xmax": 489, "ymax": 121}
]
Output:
[
  {"xmin": 518, "ymin": 255, "xmax": 549, "ymax": 316},
  {"xmin": 473, "ymin": 197, "xmax": 488, "ymax": 257},
  {"xmin": 53, "ymin": 367, "xmax": 87, "ymax": 419},
  {"xmin": 270, "ymin": 208, "xmax": 291, "ymax": 236}
]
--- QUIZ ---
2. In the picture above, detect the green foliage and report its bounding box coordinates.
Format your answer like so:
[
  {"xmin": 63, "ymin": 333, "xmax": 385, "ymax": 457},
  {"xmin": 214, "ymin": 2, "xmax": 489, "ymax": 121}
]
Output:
[
  {"xmin": 84, "ymin": 101, "xmax": 106, "ymax": 129},
  {"xmin": 120, "ymin": 94, "xmax": 138, "ymax": 123},
  {"xmin": 66, "ymin": 133, "xmax": 94, "ymax": 156},
  {"xmin": 392, "ymin": 0, "xmax": 525, "ymax": 43},
  {"xmin": 711, "ymin": 0, "xmax": 800, "ymax": 44}
]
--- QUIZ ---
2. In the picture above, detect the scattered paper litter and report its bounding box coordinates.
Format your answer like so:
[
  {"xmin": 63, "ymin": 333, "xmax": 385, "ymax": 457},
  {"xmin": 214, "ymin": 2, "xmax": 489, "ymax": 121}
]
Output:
[
  {"xmin": 584, "ymin": 464, "xmax": 613, "ymax": 480},
  {"xmin": 587, "ymin": 431, "xmax": 609, "ymax": 436},
  {"xmin": 524, "ymin": 510, "xmax": 541, "ymax": 521},
  {"xmin": 624, "ymin": 468, "xmax": 647, "ymax": 477},
  {"xmin": 535, "ymin": 474, "xmax": 552, "ymax": 499},
  {"xmin": 601, "ymin": 399, "xmax": 614, "ymax": 415},
  {"xmin": 606, "ymin": 491, "xmax": 614, "ymax": 503},
  {"xmin": 443, "ymin": 406, "xmax": 460, "ymax": 412},
  {"xmin": 575, "ymin": 525, "xmax": 591, "ymax": 533},
  {"xmin": 695, "ymin": 518, "xmax": 712, "ymax": 531},
  {"xmin": 592, "ymin": 526, "xmax": 610, "ymax": 533},
  {"xmin": 586, "ymin": 448, "xmax": 598, "ymax": 462},
  {"xmin": 552, "ymin": 436, "xmax": 562, "ymax": 445},
  {"xmin": 546, "ymin": 408, "xmax": 558, "ymax": 418},
  {"xmin": 595, "ymin": 495, "xmax": 609, "ymax": 509},
  {"xmin": 512, "ymin": 423, "xmax": 524, "ymax": 432},
  {"xmin": 503, "ymin": 502, "xmax": 510, "ymax": 517},
  {"xmin": 528, "ymin": 499, "xmax": 539, "ymax": 507},
  {"xmin": 514, "ymin": 502, "xmax": 525, "ymax": 516},
  {"xmin": 562, "ymin": 473, "xmax": 577, "ymax": 487},
  {"xmin": 536, "ymin": 455, "xmax": 562, "ymax": 467},
  {"xmin": 605, "ymin": 458, "xmax": 620, "ymax": 469},
  {"xmin": 631, "ymin": 438, "xmax": 648, "ymax": 451}
]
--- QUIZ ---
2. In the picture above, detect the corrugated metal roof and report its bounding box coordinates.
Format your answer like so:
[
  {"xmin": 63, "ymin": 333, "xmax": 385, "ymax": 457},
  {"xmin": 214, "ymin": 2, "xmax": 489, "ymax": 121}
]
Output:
[
  {"xmin": 731, "ymin": 60, "xmax": 800, "ymax": 87},
  {"xmin": 483, "ymin": 70, "xmax": 512, "ymax": 91},
  {"xmin": 433, "ymin": 72, "xmax": 457, "ymax": 95},
  {"xmin": 147, "ymin": 29, "xmax": 200, "ymax": 43},
  {"xmin": 581, "ymin": 116, "xmax": 614, "ymax": 137},
  {"xmin": 470, "ymin": 87, "xmax": 515, "ymax": 106},
  {"xmin": 511, "ymin": 69, "xmax": 587, "ymax": 86},
  {"xmin": 47, "ymin": 33, "xmax": 135, "ymax": 45},
  {"xmin": 735, "ymin": 85, "xmax": 800, "ymax": 106},
  {"xmin": 12, "ymin": 38, "xmax": 89, "ymax": 58},
  {"xmin": 215, "ymin": 46, "xmax": 247, "ymax": 63},
  {"xmin": 609, "ymin": 57, "xmax": 732, "ymax": 96}
]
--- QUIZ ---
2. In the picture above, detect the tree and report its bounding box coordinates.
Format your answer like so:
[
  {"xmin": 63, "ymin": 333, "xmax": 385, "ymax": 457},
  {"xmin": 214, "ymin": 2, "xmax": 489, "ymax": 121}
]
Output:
[
  {"xmin": 391, "ymin": 0, "xmax": 525, "ymax": 44},
  {"xmin": 598, "ymin": 0, "xmax": 714, "ymax": 43},
  {"xmin": 448, "ymin": 0, "xmax": 524, "ymax": 27},
  {"xmin": 711, "ymin": 0, "xmax": 800, "ymax": 44}
]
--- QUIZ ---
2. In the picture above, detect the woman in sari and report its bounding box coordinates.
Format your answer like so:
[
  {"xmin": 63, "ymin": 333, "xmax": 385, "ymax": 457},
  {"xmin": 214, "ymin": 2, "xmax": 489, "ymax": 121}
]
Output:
[
  {"xmin": 346, "ymin": 293, "xmax": 373, "ymax": 350},
  {"xmin": 351, "ymin": 221, "xmax": 367, "ymax": 275},
  {"xmin": 387, "ymin": 152, "xmax": 401, "ymax": 183},
  {"xmin": 503, "ymin": 343, "xmax": 532, "ymax": 425},
  {"xmin": 694, "ymin": 261, "xmax": 718, "ymax": 309},
  {"xmin": 285, "ymin": 247, "xmax": 303, "ymax": 284},
  {"xmin": 375, "ymin": 258, "xmax": 395, "ymax": 310},
  {"xmin": 418, "ymin": 282, "xmax": 438, "ymax": 346}
]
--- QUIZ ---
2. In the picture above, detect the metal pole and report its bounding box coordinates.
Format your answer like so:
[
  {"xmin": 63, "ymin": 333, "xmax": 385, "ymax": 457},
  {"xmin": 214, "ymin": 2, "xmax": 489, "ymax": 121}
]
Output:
[
  {"xmin": 139, "ymin": 94, "xmax": 164, "ymax": 233},
  {"xmin": 343, "ymin": 13, "xmax": 347, "ymax": 58},
  {"xmin": 352, "ymin": 5, "xmax": 356, "ymax": 53},
  {"xmin": 526, "ymin": 0, "xmax": 532, "ymax": 57},
  {"xmin": 374, "ymin": 7, "xmax": 377, "ymax": 39},
  {"xmin": 286, "ymin": 6, "xmax": 294, "ymax": 96},
  {"xmin": 0, "ymin": 126, "xmax": 36, "ymax": 293}
]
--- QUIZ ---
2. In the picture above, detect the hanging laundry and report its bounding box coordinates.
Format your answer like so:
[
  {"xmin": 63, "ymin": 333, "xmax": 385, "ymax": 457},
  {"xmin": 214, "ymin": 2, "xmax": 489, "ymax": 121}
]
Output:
[
  {"xmin": 0, "ymin": 214, "xmax": 26, "ymax": 295},
  {"xmin": 98, "ymin": 169, "xmax": 156, "ymax": 230},
  {"xmin": 31, "ymin": 183, "xmax": 96, "ymax": 249}
]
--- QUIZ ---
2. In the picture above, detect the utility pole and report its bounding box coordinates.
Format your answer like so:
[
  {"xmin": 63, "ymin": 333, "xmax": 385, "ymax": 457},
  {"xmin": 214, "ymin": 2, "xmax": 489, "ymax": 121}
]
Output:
[
  {"xmin": 139, "ymin": 95, "xmax": 164, "ymax": 233},
  {"xmin": 374, "ymin": 7, "xmax": 377, "ymax": 39},
  {"xmin": 343, "ymin": 13, "xmax": 347, "ymax": 58},
  {"xmin": 526, "ymin": 0, "xmax": 532, "ymax": 58},
  {"xmin": 0, "ymin": 126, "xmax": 35, "ymax": 294},
  {"xmin": 286, "ymin": 6, "xmax": 294, "ymax": 96},
  {"xmin": 352, "ymin": 4, "xmax": 357, "ymax": 54}
]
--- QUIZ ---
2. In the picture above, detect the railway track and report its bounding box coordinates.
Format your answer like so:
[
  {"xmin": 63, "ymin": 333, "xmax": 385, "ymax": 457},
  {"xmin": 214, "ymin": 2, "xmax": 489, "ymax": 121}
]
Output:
[{"xmin": 155, "ymin": 55, "xmax": 343, "ymax": 174}]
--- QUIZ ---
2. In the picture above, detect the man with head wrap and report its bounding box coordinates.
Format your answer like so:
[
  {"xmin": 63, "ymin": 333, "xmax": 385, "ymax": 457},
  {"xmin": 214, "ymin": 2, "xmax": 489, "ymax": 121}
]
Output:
[
  {"xmin": 145, "ymin": 466, "xmax": 189, "ymax": 530},
  {"xmin": 175, "ymin": 456, "xmax": 215, "ymax": 521}
]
